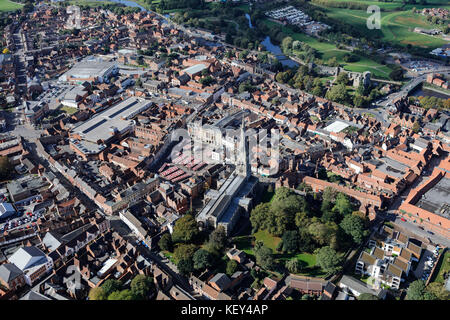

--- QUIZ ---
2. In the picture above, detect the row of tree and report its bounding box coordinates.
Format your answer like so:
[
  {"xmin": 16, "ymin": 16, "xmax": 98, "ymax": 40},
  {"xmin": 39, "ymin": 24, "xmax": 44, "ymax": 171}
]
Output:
[{"xmin": 89, "ymin": 275, "xmax": 154, "ymax": 300}]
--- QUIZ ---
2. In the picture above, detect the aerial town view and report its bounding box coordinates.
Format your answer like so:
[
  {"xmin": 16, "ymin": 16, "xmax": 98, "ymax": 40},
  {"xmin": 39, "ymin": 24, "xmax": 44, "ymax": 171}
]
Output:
[{"xmin": 0, "ymin": 0, "xmax": 449, "ymax": 308}]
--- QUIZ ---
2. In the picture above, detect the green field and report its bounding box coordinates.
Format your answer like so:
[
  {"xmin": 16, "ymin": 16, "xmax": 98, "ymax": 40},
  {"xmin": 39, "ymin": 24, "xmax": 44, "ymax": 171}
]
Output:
[
  {"xmin": 66, "ymin": 0, "xmax": 120, "ymax": 7},
  {"xmin": 263, "ymin": 19, "xmax": 393, "ymax": 78},
  {"xmin": 0, "ymin": 0, "xmax": 22, "ymax": 12},
  {"xmin": 316, "ymin": 6, "xmax": 449, "ymax": 49}
]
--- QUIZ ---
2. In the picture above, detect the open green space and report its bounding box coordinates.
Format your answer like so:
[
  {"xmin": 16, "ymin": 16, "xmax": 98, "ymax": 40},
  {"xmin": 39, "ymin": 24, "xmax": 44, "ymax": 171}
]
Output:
[
  {"xmin": 59, "ymin": 105, "xmax": 78, "ymax": 115},
  {"xmin": 316, "ymin": 6, "xmax": 448, "ymax": 49},
  {"xmin": 0, "ymin": 0, "xmax": 22, "ymax": 12},
  {"xmin": 66, "ymin": 0, "xmax": 118, "ymax": 7},
  {"xmin": 263, "ymin": 19, "xmax": 393, "ymax": 78}
]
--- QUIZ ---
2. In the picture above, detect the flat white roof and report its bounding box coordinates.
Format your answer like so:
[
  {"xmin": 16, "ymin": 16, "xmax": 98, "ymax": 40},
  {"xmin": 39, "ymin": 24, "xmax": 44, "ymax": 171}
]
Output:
[
  {"xmin": 72, "ymin": 97, "xmax": 152, "ymax": 143},
  {"xmin": 97, "ymin": 258, "xmax": 118, "ymax": 277},
  {"xmin": 324, "ymin": 120, "xmax": 349, "ymax": 133}
]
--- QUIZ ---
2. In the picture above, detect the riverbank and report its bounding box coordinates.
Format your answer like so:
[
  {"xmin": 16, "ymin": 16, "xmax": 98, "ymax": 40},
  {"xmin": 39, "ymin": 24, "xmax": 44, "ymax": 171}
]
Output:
[{"xmin": 423, "ymin": 83, "xmax": 450, "ymax": 98}]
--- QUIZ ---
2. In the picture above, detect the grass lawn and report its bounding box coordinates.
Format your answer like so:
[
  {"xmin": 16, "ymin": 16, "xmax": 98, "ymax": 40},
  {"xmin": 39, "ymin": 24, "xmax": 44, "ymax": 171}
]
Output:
[
  {"xmin": 0, "ymin": 0, "xmax": 22, "ymax": 12},
  {"xmin": 162, "ymin": 250, "xmax": 176, "ymax": 264},
  {"xmin": 430, "ymin": 249, "xmax": 450, "ymax": 284},
  {"xmin": 232, "ymin": 229, "xmax": 281, "ymax": 256},
  {"xmin": 66, "ymin": 0, "xmax": 117, "ymax": 7},
  {"xmin": 254, "ymin": 229, "xmax": 281, "ymax": 252},
  {"xmin": 317, "ymin": 6, "xmax": 448, "ymax": 49},
  {"xmin": 60, "ymin": 106, "xmax": 78, "ymax": 115}
]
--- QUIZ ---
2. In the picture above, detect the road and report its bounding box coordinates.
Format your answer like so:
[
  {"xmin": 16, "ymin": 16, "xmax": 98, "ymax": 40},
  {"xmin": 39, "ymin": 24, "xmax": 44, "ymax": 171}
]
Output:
[
  {"xmin": 137, "ymin": 242, "xmax": 197, "ymax": 298},
  {"xmin": 12, "ymin": 28, "xmax": 27, "ymax": 95}
]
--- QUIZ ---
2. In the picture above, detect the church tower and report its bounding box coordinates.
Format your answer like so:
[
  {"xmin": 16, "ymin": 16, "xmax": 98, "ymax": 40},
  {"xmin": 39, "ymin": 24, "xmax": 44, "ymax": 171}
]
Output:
[{"xmin": 237, "ymin": 117, "xmax": 250, "ymax": 178}]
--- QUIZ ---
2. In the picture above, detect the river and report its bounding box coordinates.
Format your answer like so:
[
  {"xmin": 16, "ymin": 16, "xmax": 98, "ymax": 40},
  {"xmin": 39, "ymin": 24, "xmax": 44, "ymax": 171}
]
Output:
[
  {"xmin": 102, "ymin": 1, "xmax": 298, "ymax": 68},
  {"xmin": 244, "ymin": 13, "xmax": 298, "ymax": 68},
  {"xmin": 410, "ymin": 85, "xmax": 450, "ymax": 100},
  {"xmin": 260, "ymin": 36, "xmax": 299, "ymax": 68}
]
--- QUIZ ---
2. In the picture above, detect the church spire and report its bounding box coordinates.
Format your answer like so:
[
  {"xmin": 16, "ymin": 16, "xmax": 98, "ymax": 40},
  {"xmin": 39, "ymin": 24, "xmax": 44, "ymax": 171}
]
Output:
[{"xmin": 238, "ymin": 116, "xmax": 249, "ymax": 178}]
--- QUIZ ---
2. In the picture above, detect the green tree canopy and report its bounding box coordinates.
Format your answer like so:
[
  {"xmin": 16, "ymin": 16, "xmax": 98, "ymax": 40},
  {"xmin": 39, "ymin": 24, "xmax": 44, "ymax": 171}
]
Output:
[
  {"xmin": 282, "ymin": 230, "xmax": 300, "ymax": 253},
  {"xmin": 88, "ymin": 287, "xmax": 107, "ymax": 300},
  {"xmin": 101, "ymin": 279, "xmax": 122, "ymax": 297},
  {"xmin": 158, "ymin": 233, "xmax": 173, "ymax": 252},
  {"xmin": 130, "ymin": 275, "xmax": 154, "ymax": 299},
  {"xmin": 172, "ymin": 214, "xmax": 199, "ymax": 243},
  {"xmin": 316, "ymin": 246, "xmax": 343, "ymax": 274},
  {"xmin": 0, "ymin": 156, "xmax": 12, "ymax": 181},
  {"xmin": 177, "ymin": 258, "xmax": 194, "ymax": 275},
  {"xmin": 107, "ymin": 289, "xmax": 135, "ymax": 300},
  {"xmin": 254, "ymin": 241, "xmax": 275, "ymax": 270},
  {"xmin": 226, "ymin": 260, "xmax": 238, "ymax": 276},
  {"xmin": 285, "ymin": 258, "xmax": 302, "ymax": 274},
  {"xmin": 406, "ymin": 280, "xmax": 438, "ymax": 300},
  {"xmin": 173, "ymin": 243, "xmax": 197, "ymax": 263},
  {"xmin": 193, "ymin": 249, "xmax": 213, "ymax": 270},
  {"xmin": 340, "ymin": 215, "xmax": 368, "ymax": 244}
]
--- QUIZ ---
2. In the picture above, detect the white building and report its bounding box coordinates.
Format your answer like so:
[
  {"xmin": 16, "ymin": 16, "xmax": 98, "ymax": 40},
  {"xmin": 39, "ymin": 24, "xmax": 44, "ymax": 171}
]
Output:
[{"xmin": 8, "ymin": 246, "xmax": 53, "ymax": 286}]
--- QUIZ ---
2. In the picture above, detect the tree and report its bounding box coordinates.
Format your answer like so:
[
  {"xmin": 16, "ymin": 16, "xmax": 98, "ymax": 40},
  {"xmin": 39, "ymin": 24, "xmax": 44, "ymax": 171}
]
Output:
[
  {"xmin": 193, "ymin": 249, "xmax": 212, "ymax": 270},
  {"xmin": 254, "ymin": 242, "xmax": 274, "ymax": 270},
  {"xmin": 407, "ymin": 280, "xmax": 428, "ymax": 300},
  {"xmin": 316, "ymin": 246, "xmax": 342, "ymax": 274},
  {"xmin": 335, "ymin": 72, "xmax": 349, "ymax": 85},
  {"xmin": 285, "ymin": 258, "xmax": 301, "ymax": 273},
  {"xmin": 406, "ymin": 280, "xmax": 438, "ymax": 300},
  {"xmin": 353, "ymin": 95, "xmax": 365, "ymax": 108},
  {"xmin": 107, "ymin": 289, "xmax": 135, "ymax": 300},
  {"xmin": 130, "ymin": 275, "xmax": 154, "ymax": 299},
  {"xmin": 207, "ymin": 226, "xmax": 227, "ymax": 253},
  {"xmin": 172, "ymin": 214, "xmax": 199, "ymax": 243},
  {"xmin": 89, "ymin": 287, "xmax": 107, "ymax": 300},
  {"xmin": 334, "ymin": 193, "xmax": 353, "ymax": 216},
  {"xmin": 177, "ymin": 258, "xmax": 194, "ymax": 275},
  {"xmin": 426, "ymin": 282, "xmax": 450, "ymax": 300},
  {"xmin": 358, "ymin": 293, "xmax": 379, "ymax": 300},
  {"xmin": 173, "ymin": 243, "xmax": 197, "ymax": 263},
  {"xmin": 135, "ymin": 78, "xmax": 142, "ymax": 88},
  {"xmin": 158, "ymin": 233, "xmax": 173, "ymax": 252},
  {"xmin": 281, "ymin": 36, "xmax": 293, "ymax": 52},
  {"xmin": 389, "ymin": 67, "xmax": 404, "ymax": 81},
  {"xmin": 340, "ymin": 215, "xmax": 367, "ymax": 244},
  {"xmin": 282, "ymin": 230, "xmax": 300, "ymax": 253},
  {"xmin": 101, "ymin": 279, "xmax": 122, "ymax": 297},
  {"xmin": 308, "ymin": 221, "xmax": 339, "ymax": 249},
  {"xmin": 0, "ymin": 156, "xmax": 12, "ymax": 180},
  {"xmin": 326, "ymin": 84, "xmax": 350, "ymax": 104},
  {"xmin": 412, "ymin": 121, "xmax": 420, "ymax": 134},
  {"xmin": 226, "ymin": 260, "xmax": 238, "ymax": 276}
]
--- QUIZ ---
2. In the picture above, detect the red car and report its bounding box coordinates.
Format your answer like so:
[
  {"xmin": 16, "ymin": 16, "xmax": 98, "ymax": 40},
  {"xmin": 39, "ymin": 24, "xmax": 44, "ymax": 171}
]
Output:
[{"xmin": 400, "ymin": 218, "xmax": 406, "ymax": 222}]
